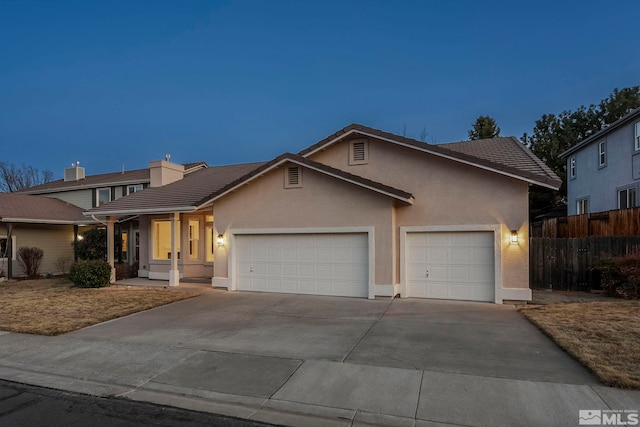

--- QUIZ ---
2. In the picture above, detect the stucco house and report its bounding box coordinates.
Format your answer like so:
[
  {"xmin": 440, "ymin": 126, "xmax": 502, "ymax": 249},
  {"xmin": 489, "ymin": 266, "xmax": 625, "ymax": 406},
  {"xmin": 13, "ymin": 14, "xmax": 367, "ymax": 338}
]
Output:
[
  {"xmin": 0, "ymin": 193, "xmax": 96, "ymax": 278},
  {"xmin": 560, "ymin": 107, "xmax": 640, "ymax": 215},
  {"xmin": 87, "ymin": 124, "xmax": 561, "ymax": 303}
]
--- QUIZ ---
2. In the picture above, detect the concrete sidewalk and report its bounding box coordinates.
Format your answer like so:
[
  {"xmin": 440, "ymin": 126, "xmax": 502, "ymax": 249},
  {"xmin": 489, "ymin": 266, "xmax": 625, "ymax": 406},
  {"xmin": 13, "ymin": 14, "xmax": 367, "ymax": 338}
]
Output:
[{"xmin": 0, "ymin": 290, "xmax": 638, "ymax": 426}]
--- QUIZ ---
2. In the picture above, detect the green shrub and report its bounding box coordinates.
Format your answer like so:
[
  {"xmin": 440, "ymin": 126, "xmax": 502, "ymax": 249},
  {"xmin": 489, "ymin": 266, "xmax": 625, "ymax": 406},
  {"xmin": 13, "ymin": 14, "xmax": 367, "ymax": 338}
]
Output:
[
  {"xmin": 73, "ymin": 228, "xmax": 107, "ymax": 261},
  {"xmin": 17, "ymin": 247, "xmax": 44, "ymax": 279},
  {"xmin": 597, "ymin": 253, "xmax": 640, "ymax": 299},
  {"xmin": 69, "ymin": 260, "xmax": 112, "ymax": 288}
]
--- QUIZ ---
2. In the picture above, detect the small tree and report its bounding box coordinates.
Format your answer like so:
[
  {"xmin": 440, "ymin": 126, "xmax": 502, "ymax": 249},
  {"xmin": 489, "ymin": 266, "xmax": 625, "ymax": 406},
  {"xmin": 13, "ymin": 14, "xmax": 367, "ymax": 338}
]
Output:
[
  {"xmin": 468, "ymin": 116, "xmax": 501, "ymax": 140},
  {"xmin": 73, "ymin": 228, "xmax": 107, "ymax": 261},
  {"xmin": 17, "ymin": 247, "xmax": 44, "ymax": 279}
]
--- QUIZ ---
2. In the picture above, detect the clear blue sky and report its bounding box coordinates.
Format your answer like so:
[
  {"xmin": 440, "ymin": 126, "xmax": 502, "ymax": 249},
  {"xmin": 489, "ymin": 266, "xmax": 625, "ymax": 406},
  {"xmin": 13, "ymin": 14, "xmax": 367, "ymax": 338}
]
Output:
[{"xmin": 2, "ymin": 0, "xmax": 639, "ymax": 178}]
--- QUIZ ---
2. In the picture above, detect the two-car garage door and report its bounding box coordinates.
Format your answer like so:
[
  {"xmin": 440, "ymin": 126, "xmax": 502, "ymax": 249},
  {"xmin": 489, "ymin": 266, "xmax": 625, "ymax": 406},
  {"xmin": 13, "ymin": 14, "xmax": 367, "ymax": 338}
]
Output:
[
  {"xmin": 236, "ymin": 233, "xmax": 369, "ymax": 298},
  {"xmin": 406, "ymin": 231, "xmax": 495, "ymax": 302}
]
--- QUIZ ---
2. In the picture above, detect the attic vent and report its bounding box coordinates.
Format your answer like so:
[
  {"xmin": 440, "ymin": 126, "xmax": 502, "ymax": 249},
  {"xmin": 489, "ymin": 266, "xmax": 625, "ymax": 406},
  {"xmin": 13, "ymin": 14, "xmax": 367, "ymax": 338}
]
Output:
[
  {"xmin": 349, "ymin": 139, "xmax": 369, "ymax": 165},
  {"xmin": 285, "ymin": 166, "xmax": 302, "ymax": 188}
]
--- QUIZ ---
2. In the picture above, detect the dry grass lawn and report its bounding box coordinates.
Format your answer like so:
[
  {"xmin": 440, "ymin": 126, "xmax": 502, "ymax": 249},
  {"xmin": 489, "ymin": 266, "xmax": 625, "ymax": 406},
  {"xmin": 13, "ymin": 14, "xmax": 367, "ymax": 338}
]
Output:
[
  {"xmin": 0, "ymin": 278, "xmax": 200, "ymax": 336},
  {"xmin": 521, "ymin": 301, "xmax": 640, "ymax": 389}
]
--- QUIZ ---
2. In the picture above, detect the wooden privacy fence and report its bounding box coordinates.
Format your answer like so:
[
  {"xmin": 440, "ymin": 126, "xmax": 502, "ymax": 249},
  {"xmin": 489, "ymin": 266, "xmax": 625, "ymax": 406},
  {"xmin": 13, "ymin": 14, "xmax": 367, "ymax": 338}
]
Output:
[
  {"xmin": 530, "ymin": 236, "xmax": 640, "ymax": 290},
  {"xmin": 531, "ymin": 207, "xmax": 640, "ymax": 238}
]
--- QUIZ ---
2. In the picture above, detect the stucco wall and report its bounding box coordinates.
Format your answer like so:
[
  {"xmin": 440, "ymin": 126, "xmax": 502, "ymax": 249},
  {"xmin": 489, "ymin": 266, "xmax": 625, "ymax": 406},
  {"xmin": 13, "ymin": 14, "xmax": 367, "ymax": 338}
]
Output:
[
  {"xmin": 567, "ymin": 122, "xmax": 639, "ymax": 215},
  {"xmin": 213, "ymin": 165, "xmax": 396, "ymax": 285},
  {"xmin": 309, "ymin": 136, "xmax": 530, "ymax": 290},
  {"xmin": 5, "ymin": 224, "xmax": 75, "ymax": 277}
]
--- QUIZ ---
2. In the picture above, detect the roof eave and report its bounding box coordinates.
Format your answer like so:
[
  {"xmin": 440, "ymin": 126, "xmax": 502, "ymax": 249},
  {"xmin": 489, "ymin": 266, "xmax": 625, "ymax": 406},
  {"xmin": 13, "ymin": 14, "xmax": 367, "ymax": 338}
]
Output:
[
  {"xmin": 84, "ymin": 206, "xmax": 197, "ymax": 217},
  {"xmin": 0, "ymin": 217, "xmax": 97, "ymax": 225}
]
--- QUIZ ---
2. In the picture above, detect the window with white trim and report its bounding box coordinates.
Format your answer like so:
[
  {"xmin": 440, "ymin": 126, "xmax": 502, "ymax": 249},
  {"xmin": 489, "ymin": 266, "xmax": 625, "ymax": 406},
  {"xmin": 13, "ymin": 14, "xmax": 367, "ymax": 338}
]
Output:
[
  {"xmin": 0, "ymin": 236, "xmax": 17, "ymax": 261},
  {"xmin": 618, "ymin": 187, "xmax": 637, "ymax": 210},
  {"xmin": 127, "ymin": 184, "xmax": 143, "ymax": 194},
  {"xmin": 569, "ymin": 157, "xmax": 576, "ymax": 179},
  {"xmin": 349, "ymin": 139, "xmax": 369, "ymax": 165},
  {"xmin": 96, "ymin": 188, "xmax": 111, "ymax": 206},
  {"xmin": 284, "ymin": 165, "xmax": 302, "ymax": 188},
  {"xmin": 598, "ymin": 140, "xmax": 606, "ymax": 167},
  {"xmin": 152, "ymin": 219, "xmax": 181, "ymax": 260},
  {"xmin": 635, "ymin": 122, "xmax": 640, "ymax": 151},
  {"xmin": 188, "ymin": 220, "xmax": 199, "ymax": 259},
  {"xmin": 576, "ymin": 199, "xmax": 589, "ymax": 215}
]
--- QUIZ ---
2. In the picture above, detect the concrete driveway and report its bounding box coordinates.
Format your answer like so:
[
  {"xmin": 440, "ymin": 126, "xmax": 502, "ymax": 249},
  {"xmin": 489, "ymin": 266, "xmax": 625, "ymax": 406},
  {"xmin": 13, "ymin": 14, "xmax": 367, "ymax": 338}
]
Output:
[{"xmin": 0, "ymin": 288, "xmax": 637, "ymax": 426}]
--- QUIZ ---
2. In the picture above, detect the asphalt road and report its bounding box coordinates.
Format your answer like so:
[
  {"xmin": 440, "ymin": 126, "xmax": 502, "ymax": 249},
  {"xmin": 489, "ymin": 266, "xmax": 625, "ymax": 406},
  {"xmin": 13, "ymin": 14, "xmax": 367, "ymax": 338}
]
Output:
[{"xmin": 0, "ymin": 379, "xmax": 277, "ymax": 427}]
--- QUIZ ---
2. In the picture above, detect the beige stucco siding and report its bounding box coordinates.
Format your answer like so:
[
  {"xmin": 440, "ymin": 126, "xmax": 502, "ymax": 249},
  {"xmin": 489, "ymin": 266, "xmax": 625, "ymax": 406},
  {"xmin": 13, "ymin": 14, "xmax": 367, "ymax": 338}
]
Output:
[
  {"xmin": 6, "ymin": 224, "xmax": 75, "ymax": 276},
  {"xmin": 309, "ymin": 137, "xmax": 530, "ymax": 290},
  {"xmin": 213, "ymin": 164, "xmax": 396, "ymax": 285}
]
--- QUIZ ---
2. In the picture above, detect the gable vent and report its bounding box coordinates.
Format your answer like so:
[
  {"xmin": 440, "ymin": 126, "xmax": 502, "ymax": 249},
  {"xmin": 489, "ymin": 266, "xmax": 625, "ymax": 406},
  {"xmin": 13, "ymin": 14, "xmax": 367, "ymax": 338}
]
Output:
[
  {"xmin": 349, "ymin": 139, "xmax": 369, "ymax": 165},
  {"xmin": 285, "ymin": 166, "xmax": 302, "ymax": 188}
]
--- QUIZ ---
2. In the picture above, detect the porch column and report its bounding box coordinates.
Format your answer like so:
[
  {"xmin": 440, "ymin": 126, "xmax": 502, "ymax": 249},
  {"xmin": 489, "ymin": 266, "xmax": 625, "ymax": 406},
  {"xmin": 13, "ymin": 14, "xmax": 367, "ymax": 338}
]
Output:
[
  {"xmin": 5, "ymin": 223, "xmax": 13, "ymax": 280},
  {"xmin": 169, "ymin": 212, "xmax": 180, "ymax": 286},
  {"xmin": 73, "ymin": 225, "xmax": 79, "ymax": 262},
  {"xmin": 107, "ymin": 216, "xmax": 116, "ymax": 283}
]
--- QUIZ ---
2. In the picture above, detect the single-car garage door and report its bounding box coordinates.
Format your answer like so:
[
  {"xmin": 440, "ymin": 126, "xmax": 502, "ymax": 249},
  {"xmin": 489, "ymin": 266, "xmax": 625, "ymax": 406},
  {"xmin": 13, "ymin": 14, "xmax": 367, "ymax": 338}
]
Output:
[
  {"xmin": 406, "ymin": 231, "xmax": 495, "ymax": 302},
  {"xmin": 236, "ymin": 233, "xmax": 368, "ymax": 298}
]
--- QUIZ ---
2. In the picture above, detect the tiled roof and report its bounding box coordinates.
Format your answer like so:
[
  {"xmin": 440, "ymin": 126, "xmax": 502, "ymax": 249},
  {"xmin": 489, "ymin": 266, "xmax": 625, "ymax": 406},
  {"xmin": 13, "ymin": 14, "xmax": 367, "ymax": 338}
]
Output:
[
  {"xmin": 86, "ymin": 162, "xmax": 265, "ymax": 215},
  {"xmin": 0, "ymin": 193, "xmax": 94, "ymax": 224},
  {"xmin": 300, "ymin": 124, "xmax": 562, "ymax": 189},
  {"xmin": 560, "ymin": 107, "xmax": 640, "ymax": 158},
  {"xmin": 18, "ymin": 168, "xmax": 150, "ymax": 194}
]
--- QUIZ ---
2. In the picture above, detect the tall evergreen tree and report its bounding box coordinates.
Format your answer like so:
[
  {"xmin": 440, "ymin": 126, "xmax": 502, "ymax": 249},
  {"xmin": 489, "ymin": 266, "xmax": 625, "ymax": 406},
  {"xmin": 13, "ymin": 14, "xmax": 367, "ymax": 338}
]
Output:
[{"xmin": 468, "ymin": 116, "xmax": 501, "ymax": 140}]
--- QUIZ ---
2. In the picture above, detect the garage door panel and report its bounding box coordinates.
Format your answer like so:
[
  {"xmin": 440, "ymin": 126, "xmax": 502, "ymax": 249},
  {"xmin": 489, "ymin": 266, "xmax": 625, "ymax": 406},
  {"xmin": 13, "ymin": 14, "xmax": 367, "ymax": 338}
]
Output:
[
  {"xmin": 406, "ymin": 231, "xmax": 495, "ymax": 302},
  {"xmin": 237, "ymin": 233, "xmax": 368, "ymax": 298}
]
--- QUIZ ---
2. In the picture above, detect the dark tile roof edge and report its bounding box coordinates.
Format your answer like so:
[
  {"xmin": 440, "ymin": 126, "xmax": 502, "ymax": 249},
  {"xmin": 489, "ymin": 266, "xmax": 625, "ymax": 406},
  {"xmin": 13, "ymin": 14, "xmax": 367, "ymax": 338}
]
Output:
[
  {"xmin": 299, "ymin": 123, "xmax": 561, "ymax": 190},
  {"xmin": 195, "ymin": 153, "xmax": 414, "ymax": 208},
  {"xmin": 560, "ymin": 107, "xmax": 640, "ymax": 158}
]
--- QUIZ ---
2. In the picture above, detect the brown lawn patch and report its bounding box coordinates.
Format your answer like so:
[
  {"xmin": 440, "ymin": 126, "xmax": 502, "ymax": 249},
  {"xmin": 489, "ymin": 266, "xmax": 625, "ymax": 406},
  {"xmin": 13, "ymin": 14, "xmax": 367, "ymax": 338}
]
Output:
[
  {"xmin": 0, "ymin": 278, "xmax": 200, "ymax": 336},
  {"xmin": 521, "ymin": 301, "xmax": 640, "ymax": 389}
]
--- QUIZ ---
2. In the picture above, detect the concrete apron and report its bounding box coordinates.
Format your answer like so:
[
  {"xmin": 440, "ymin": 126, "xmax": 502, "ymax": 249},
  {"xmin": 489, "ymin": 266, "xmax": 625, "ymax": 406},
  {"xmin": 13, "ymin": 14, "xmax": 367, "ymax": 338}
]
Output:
[{"xmin": 0, "ymin": 295, "xmax": 638, "ymax": 426}]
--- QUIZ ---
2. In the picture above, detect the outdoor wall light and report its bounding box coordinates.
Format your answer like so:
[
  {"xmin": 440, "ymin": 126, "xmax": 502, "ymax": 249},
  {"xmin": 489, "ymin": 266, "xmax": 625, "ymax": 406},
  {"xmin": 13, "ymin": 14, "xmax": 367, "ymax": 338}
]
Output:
[
  {"xmin": 510, "ymin": 230, "xmax": 519, "ymax": 244},
  {"xmin": 216, "ymin": 234, "xmax": 225, "ymax": 247},
  {"xmin": 77, "ymin": 235, "xmax": 84, "ymax": 241}
]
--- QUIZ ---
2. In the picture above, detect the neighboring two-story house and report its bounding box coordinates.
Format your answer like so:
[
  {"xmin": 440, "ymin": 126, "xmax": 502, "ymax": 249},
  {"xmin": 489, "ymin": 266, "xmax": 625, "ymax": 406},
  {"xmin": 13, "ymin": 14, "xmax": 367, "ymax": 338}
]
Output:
[
  {"xmin": 5, "ymin": 160, "xmax": 207, "ymax": 277},
  {"xmin": 560, "ymin": 107, "xmax": 640, "ymax": 215}
]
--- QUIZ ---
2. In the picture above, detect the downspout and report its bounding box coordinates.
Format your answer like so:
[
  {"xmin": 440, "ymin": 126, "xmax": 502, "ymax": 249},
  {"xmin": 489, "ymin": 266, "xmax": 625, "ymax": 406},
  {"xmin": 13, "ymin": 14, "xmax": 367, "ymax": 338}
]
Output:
[{"xmin": 5, "ymin": 223, "xmax": 12, "ymax": 280}]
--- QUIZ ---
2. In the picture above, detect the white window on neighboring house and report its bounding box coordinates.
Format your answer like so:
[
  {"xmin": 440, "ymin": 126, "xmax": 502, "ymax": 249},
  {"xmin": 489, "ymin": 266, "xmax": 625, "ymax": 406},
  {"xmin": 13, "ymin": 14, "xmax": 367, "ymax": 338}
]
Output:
[
  {"xmin": 349, "ymin": 139, "xmax": 369, "ymax": 165},
  {"xmin": 576, "ymin": 199, "xmax": 589, "ymax": 215},
  {"xmin": 618, "ymin": 187, "xmax": 637, "ymax": 210},
  {"xmin": 188, "ymin": 220, "xmax": 199, "ymax": 259},
  {"xmin": 127, "ymin": 184, "xmax": 143, "ymax": 194},
  {"xmin": 152, "ymin": 219, "xmax": 181, "ymax": 260},
  {"xmin": 598, "ymin": 140, "xmax": 606, "ymax": 167},
  {"xmin": 635, "ymin": 121, "xmax": 640, "ymax": 151},
  {"xmin": 284, "ymin": 165, "xmax": 302, "ymax": 188},
  {"xmin": 0, "ymin": 236, "xmax": 17, "ymax": 261},
  {"xmin": 96, "ymin": 188, "xmax": 111, "ymax": 206},
  {"xmin": 569, "ymin": 157, "xmax": 576, "ymax": 179}
]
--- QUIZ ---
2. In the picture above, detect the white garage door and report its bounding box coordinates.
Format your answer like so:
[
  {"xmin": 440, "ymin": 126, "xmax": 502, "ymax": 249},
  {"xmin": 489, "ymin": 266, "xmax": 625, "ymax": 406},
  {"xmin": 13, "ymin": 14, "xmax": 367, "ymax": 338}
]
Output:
[
  {"xmin": 406, "ymin": 231, "xmax": 495, "ymax": 302},
  {"xmin": 236, "ymin": 233, "xmax": 368, "ymax": 298}
]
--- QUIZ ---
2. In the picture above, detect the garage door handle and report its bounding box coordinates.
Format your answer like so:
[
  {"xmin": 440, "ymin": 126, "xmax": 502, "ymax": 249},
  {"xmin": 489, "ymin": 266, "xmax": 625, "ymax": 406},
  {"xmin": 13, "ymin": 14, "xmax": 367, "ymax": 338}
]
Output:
[
  {"xmin": 250, "ymin": 267, "xmax": 254, "ymax": 272},
  {"xmin": 425, "ymin": 269, "xmax": 429, "ymax": 277}
]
